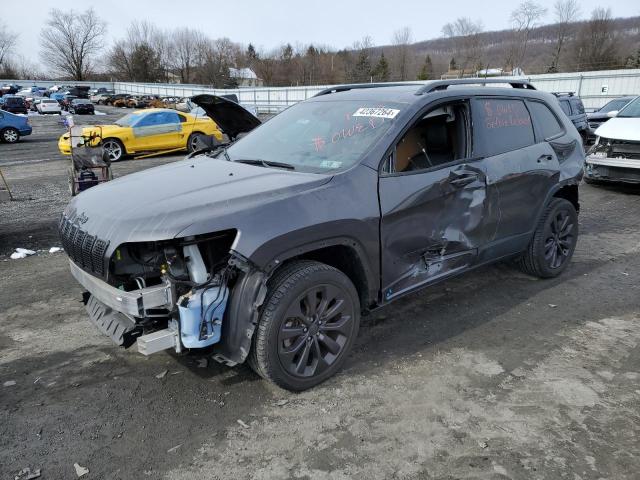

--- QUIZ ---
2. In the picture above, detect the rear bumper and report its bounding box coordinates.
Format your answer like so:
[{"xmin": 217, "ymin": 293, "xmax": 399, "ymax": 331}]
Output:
[
  {"xmin": 69, "ymin": 259, "xmax": 173, "ymax": 317},
  {"xmin": 585, "ymin": 155, "xmax": 640, "ymax": 184}
]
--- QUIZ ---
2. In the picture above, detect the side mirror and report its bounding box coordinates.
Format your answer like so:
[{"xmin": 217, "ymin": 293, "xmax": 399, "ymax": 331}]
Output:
[{"xmin": 607, "ymin": 110, "xmax": 618, "ymax": 118}]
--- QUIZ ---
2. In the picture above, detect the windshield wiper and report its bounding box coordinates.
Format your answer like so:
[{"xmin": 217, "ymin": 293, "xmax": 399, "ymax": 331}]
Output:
[{"xmin": 233, "ymin": 158, "xmax": 295, "ymax": 170}]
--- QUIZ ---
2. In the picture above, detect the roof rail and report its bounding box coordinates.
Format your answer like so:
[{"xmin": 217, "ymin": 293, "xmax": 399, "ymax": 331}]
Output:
[
  {"xmin": 551, "ymin": 91, "xmax": 575, "ymax": 97},
  {"xmin": 314, "ymin": 82, "xmax": 424, "ymax": 97},
  {"xmin": 416, "ymin": 78, "xmax": 536, "ymax": 95}
]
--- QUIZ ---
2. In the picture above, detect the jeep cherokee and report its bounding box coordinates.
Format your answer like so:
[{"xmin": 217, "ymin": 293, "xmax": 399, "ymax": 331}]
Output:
[{"xmin": 59, "ymin": 79, "xmax": 585, "ymax": 391}]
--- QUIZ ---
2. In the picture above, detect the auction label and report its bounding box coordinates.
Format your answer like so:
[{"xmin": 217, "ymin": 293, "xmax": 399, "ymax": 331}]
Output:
[{"xmin": 353, "ymin": 107, "xmax": 400, "ymax": 119}]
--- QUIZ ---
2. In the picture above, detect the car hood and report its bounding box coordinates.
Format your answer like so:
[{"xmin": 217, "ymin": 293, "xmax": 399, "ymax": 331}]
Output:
[
  {"xmin": 595, "ymin": 117, "xmax": 640, "ymax": 141},
  {"xmin": 63, "ymin": 156, "xmax": 332, "ymax": 248},
  {"xmin": 191, "ymin": 94, "xmax": 261, "ymax": 140}
]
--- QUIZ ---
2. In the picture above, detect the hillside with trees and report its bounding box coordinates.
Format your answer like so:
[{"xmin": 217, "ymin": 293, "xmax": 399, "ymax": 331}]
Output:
[{"xmin": 1, "ymin": 1, "xmax": 639, "ymax": 86}]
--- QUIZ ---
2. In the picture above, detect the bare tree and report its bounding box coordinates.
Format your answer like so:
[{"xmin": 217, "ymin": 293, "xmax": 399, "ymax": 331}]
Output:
[
  {"xmin": 442, "ymin": 18, "xmax": 484, "ymax": 75},
  {"xmin": 108, "ymin": 22, "xmax": 169, "ymax": 82},
  {"xmin": 574, "ymin": 8, "xmax": 619, "ymax": 71},
  {"xmin": 0, "ymin": 22, "xmax": 18, "ymax": 70},
  {"xmin": 392, "ymin": 27, "xmax": 412, "ymax": 81},
  {"xmin": 504, "ymin": 1, "xmax": 547, "ymax": 70},
  {"xmin": 40, "ymin": 8, "xmax": 106, "ymax": 80},
  {"xmin": 548, "ymin": 0, "xmax": 580, "ymax": 72},
  {"xmin": 170, "ymin": 28, "xmax": 205, "ymax": 83}
]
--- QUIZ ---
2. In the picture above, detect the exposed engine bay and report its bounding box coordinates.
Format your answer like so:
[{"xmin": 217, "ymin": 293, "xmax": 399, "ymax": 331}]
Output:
[{"xmin": 67, "ymin": 228, "xmax": 264, "ymax": 362}]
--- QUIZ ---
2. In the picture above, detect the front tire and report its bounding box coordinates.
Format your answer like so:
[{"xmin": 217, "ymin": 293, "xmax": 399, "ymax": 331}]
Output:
[
  {"xmin": 517, "ymin": 198, "xmax": 578, "ymax": 278},
  {"xmin": 249, "ymin": 260, "xmax": 360, "ymax": 391},
  {"xmin": 1, "ymin": 127, "xmax": 20, "ymax": 143},
  {"xmin": 102, "ymin": 138, "xmax": 125, "ymax": 162}
]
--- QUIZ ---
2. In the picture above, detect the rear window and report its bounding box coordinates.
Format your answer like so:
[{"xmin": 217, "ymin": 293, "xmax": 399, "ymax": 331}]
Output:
[
  {"xmin": 570, "ymin": 98, "xmax": 584, "ymax": 114},
  {"xmin": 527, "ymin": 101, "xmax": 564, "ymax": 140},
  {"xmin": 559, "ymin": 100, "xmax": 572, "ymax": 116},
  {"xmin": 474, "ymin": 98, "xmax": 535, "ymax": 156}
]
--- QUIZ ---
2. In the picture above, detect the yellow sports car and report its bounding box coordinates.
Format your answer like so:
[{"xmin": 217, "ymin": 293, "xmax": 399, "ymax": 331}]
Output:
[{"xmin": 58, "ymin": 108, "xmax": 223, "ymax": 161}]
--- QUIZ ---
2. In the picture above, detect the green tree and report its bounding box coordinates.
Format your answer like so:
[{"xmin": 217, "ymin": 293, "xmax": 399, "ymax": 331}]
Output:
[
  {"xmin": 352, "ymin": 49, "xmax": 372, "ymax": 83},
  {"xmin": 130, "ymin": 43, "xmax": 163, "ymax": 82},
  {"xmin": 449, "ymin": 57, "xmax": 457, "ymax": 71},
  {"xmin": 373, "ymin": 52, "xmax": 389, "ymax": 82},
  {"xmin": 417, "ymin": 55, "xmax": 434, "ymax": 80}
]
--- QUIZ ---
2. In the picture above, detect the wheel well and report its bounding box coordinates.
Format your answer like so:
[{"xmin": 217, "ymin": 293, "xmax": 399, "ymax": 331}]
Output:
[
  {"xmin": 553, "ymin": 184, "xmax": 579, "ymax": 213},
  {"xmin": 284, "ymin": 245, "xmax": 370, "ymax": 310}
]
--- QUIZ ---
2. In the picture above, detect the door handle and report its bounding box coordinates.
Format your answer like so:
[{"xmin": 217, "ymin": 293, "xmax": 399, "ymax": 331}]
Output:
[
  {"xmin": 537, "ymin": 154, "xmax": 554, "ymax": 163},
  {"xmin": 448, "ymin": 169, "xmax": 480, "ymax": 187}
]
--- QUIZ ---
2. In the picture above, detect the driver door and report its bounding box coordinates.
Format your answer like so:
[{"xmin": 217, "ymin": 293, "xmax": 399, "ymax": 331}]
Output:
[
  {"xmin": 131, "ymin": 111, "xmax": 183, "ymax": 151},
  {"xmin": 379, "ymin": 99, "xmax": 497, "ymax": 301}
]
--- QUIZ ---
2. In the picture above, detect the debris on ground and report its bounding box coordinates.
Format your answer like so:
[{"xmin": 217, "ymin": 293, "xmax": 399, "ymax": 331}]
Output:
[
  {"xmin": 155, "ymin": 370, "xmax": 168, "ymax": 379},
  {"xmin": 274, "ymin": 399, "xmax": 289, "ymax": 406},
  {"xmin": 4, "ymin": 380, "xmax": 16, "ymax": 387},
  {"xmin": 10, "ymin": 248, "xmax": 36, "ymax": 259},
  {"xmin": 167, "ymin": 444, "xmax": 182, "ymax": 453},
  {"xmin": 196, "ymin": 358, "xmax": 208, "ymax": 368},
  {"xmin": 49, "ymin": 247, "xmax": 63, "ymax": 253},
  {"xmin": 548, "ymin": 304, "xmax": 558, "ymax": 308},
  {"xmin": 73, "ymin": 463, "xmax": 89, "ymax": 478},
  {"xmin": 237, "ymin": 419, "xmax": 250, "ymax": 429},
  {"xmin": 478, "ymin": 441, "xmax": 488, "ymax": 449},
  {"xmin": 14, "ymin": 467, "xmax": 41, "ymax": 479}
]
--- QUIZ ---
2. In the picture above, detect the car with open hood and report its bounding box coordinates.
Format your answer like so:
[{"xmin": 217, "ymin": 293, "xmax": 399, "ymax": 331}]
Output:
[
  {"xmin": 585, "ymin": 96, "xmax": 640, "ymax": 184},
  {"xmin": 59, "ymin": 79, "xmax": 584, "ymax": 391},
  {"xmin": 58, "ymin": 108, "xmax": 223, "ymax": 161}
]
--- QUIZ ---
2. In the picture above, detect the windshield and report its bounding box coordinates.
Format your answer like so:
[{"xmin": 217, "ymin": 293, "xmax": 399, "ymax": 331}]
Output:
[
  {"xmin": 617, "ymin": 96, "xmax": 640, "ymax": 118},
  {"xmin": 225, "ymin": 100, "xmax": 402, "ymax": 173},
  {"xmin": 599, "ymin": 98, "xmax": 631, "ymax": 113},
  {"xmin": 115, "ymin": 113, "xmax": 143, "ymax": 127}
]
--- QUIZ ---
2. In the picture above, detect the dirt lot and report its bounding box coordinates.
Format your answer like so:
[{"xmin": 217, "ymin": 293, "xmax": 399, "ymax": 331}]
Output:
[{"xmin": 1, "ymin": 111, "xmax": 640, "ymax": 480}]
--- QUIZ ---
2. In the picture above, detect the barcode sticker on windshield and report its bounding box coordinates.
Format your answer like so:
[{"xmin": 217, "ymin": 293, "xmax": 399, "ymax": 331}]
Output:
[{"xmin": 353, "ymin": 107, "xmax": 400, "ymax": 119}]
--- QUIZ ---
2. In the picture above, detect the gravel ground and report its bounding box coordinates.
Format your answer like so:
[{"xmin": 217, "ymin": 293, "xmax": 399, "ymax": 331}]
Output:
[{"xmin": 1, "ymin": 111, "xmax": 640, "ymax": 479}]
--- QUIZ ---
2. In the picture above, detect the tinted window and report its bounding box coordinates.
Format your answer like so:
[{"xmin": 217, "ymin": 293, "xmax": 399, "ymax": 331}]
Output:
[
  {"xmin": 559, "ymin": 100, "xmax": 571, "ymax": 116},
  {"xmin": 600, "ymin": 98, "xmax": 631, "ymax": 113},
  {"xmin": 475, "ymin": 99, "xmax": 535, "ymax": 156},
  {"xmin": 528, "ymin": 101, "xmax": 564, "ymax": 140},
  {"xmin": 135, "ymin": 111, "xmax": 180, "ymax": 127},
  {"xmin": 570, "ymin": 98, "xmax": 584, "ymax": 114}
]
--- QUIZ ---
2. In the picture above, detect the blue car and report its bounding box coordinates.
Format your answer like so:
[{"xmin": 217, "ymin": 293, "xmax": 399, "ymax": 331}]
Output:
[{"xmin": 0, "ymin": 110, "xmax": 32, "ymax": 143}]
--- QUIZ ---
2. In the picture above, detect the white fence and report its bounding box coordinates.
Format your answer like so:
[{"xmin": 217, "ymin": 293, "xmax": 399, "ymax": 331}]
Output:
[{"xmin": 113, "ymin": 69, "xmax": 640, "ymax": 113}]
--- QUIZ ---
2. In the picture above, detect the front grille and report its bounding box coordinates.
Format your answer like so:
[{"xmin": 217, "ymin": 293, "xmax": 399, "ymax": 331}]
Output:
[{"xmin": 59, "ymin": 215, "xmax": 109, "ymax": 276}]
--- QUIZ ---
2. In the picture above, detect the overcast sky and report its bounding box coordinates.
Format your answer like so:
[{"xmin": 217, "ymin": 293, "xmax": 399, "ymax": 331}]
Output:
[{"xmin": 5, "ymin": 0, "xmax": 640, "ymax": 68}]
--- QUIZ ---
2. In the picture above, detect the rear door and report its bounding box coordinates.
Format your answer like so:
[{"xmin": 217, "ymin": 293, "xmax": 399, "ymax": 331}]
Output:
[{"xmin": 472, "ymin": 97, "xmax": 562, "ymax": 256}]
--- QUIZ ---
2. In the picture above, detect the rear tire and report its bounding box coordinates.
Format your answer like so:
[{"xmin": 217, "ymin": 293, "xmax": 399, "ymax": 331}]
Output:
[
  {"xmin": 187, "ymin": 132, "xmax": 204, "ymax": 153},
  {"xmin": 517, "ymin": 198, "xmax": 578, "ymax": 278},
  {"xmin": 248, "ymin": 260, "xmax": 360, "ymax": 391},
  {"xmin": 1, "ymin": 127, "xmax": 19, "ymax": 143}
]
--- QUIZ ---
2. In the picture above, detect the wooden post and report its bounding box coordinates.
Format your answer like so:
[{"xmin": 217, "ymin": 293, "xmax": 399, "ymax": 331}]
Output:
[{"xmin": 0, "ymin": 167, "xmax": 14, "ymax": 201}]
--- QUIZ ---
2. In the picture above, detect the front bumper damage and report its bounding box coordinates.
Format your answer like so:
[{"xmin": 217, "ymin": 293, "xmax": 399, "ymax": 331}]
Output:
[
  {"xmin": 585, "ymin": 155, "xmax": 640, "ymax": 184},
  {"xmin": 70, "ymin": 252, "xmax": 267, "ymax": 365}
]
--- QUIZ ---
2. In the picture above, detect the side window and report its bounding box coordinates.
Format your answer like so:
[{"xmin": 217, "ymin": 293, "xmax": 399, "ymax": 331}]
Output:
[
  {"xmin": 527, "ymin": 101, "xmax": 564, "ymax": 140},
  {"xmin": 559, "ymin": 100, "xmax": 572, "ymax": 116},
  {"xmin": 392, "ymin": 101, "xmax": 470, "ymax": 174},
  {"xmin": 178, "ymin": 114, "xmax": 187, "ymax": 123},
  {"xmin": 571, "ymin": 98, "xmax": 585, "ymax": 114},
  {"xmin": 474, "ymin": 98, "xmax": 535, "ymax": 156}
]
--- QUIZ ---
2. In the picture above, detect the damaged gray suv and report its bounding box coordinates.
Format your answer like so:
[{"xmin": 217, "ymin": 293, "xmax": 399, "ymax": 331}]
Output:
[{"xmin": 60, "ymin": 79, "xmax": 585, "ymax": 390}]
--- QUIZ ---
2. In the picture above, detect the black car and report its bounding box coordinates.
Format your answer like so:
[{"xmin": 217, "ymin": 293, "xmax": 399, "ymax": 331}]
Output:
[
  {"xmin": 1, "ymin": 95, "xmax": 28, "ymax": 114},
  {"xmin": 60, "ymin": 95, "xmax": 78, "ymax": 111},
  {"xmin": 553, "ymin": 92, "xmax": 588, "ymax": 141},
  {"xmin": 586, "ymin": 96, "xmax": 636, "ymax": 143},
  {"xmin": 69, "ymin": 99, "xmax": 95, "ymax": 115},
  {"xmin": 60, "ymin": 79, "xmax": 585, "ymax": 390}
]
